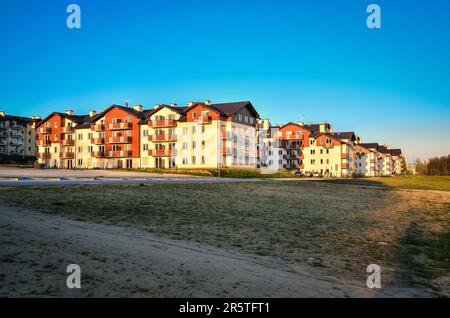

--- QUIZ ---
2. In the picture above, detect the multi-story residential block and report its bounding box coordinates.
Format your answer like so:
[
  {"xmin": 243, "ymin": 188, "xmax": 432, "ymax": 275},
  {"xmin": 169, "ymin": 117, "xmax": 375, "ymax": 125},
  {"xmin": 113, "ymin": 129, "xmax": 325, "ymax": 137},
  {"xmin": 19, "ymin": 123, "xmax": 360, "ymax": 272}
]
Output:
[
  {"xmin": 36, "ymin": 101, "xmax": 260, "ymax": 169},
  {"xmin": 34, "ymin": 102, "xmax": 404, "ymax": 175},
  {"xmin": 140, "ymin": 101, "xmax": 260, "ymax": 169},
  {"xmin": 0, "ymin": 111, "xmax": 40, "ymax": 159},
  {"xmin": 256, "ymin": 119, "xmax": 282, "ymax": 172}
]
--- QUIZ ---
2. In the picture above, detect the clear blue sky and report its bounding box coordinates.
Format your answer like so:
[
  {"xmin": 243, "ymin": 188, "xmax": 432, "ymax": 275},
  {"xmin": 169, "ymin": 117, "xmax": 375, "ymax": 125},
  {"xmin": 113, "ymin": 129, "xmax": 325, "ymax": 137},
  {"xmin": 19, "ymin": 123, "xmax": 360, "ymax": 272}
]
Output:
[{"xmin": 1, "ymin": 0, "xmax": 449, "ymax": 161}]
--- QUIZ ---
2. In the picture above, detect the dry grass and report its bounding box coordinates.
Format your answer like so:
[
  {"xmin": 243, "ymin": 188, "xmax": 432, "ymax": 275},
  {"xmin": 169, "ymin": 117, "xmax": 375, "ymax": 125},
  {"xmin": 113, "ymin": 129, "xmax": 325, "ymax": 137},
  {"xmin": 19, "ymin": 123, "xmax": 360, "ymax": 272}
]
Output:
[{"xmin": 1, "ymin": 181, "xmax": 449, "ymax": 294}]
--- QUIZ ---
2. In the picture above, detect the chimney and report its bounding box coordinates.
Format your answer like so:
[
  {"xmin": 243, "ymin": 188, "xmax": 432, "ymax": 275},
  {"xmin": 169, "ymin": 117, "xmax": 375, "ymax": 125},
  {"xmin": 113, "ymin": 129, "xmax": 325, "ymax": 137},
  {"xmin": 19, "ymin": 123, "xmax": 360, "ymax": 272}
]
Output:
[
  {"xmin": 297, "ymin": 120, "xmax": 304, "ymax": 126},
  {"xmin": 133, "ymin": 105, "xmax": 143, "ymax": 112},
  {"xmin": 0, "ymin": 111, "xmax": 5, "ymax": 117},
  {"xmin": 153, "ymin": 104, "xmax": 161, "ymax": 110},
  {"xmin": 65, "ymin": 109, "xmax": 74, "ymax": 115},
  {"xmin": 89, "ymin": 110, "xmax": 97, "ymax": 117},
  {"xmin": 187, "ymin": 101, "xmax": 195, "ymax": 107},
  {"xmin": 32, "ymin": 115, "xmax": 41, "ymax": 120},
  {"xmin": 204, "ymin": 100, "xmax": 212, "ymax": 106},
  {"xmin": 170, "ymin": 103, "xmax": 177, "ymax": 107}
]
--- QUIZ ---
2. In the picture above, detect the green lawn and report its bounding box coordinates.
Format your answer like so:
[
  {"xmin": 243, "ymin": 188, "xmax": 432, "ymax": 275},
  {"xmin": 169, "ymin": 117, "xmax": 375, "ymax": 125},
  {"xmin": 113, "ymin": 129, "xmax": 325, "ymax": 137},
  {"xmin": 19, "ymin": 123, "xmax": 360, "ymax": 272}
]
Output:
[{"xmin": 320, "ymin": 175, "xmax": 450, "ymax": 192}]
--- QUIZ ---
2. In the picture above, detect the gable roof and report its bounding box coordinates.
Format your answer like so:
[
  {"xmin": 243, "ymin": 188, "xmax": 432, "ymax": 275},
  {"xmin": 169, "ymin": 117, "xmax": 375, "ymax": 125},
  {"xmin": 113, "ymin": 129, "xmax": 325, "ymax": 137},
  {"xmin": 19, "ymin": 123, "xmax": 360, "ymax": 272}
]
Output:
[
  {"xmin": 359, "ymin": 143, "xmax": 379, "ymax": 150},
  {"xmin": 331, "ymin": 132, "xmax": 356, "ymax": 141},
  {"xmin": 35, "ymin": 112, "xmax": 92, "ymax": 128}
]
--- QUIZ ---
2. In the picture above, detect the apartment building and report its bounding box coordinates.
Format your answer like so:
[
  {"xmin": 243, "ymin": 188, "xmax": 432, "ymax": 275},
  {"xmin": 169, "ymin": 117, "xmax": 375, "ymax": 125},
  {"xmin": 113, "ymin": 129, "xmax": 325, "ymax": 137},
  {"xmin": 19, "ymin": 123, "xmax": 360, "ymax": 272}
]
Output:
[
  {"xmin": 140, "ymin": 101, "xmax": 260, "ymax": 169},
  {"xmin": 256, "ymin": 119, "xmax": 282, "ymax": 173},
  {"xmin": 353, "ymin": 143, "xmax": 378, "ymax": 176},
  {"xmin": 36, "ymin": 101, "xmax": 260, "ymax": 169},
  {"xmin": 0, "ymin": 111, "xmax": 40, "ymax": 159}
]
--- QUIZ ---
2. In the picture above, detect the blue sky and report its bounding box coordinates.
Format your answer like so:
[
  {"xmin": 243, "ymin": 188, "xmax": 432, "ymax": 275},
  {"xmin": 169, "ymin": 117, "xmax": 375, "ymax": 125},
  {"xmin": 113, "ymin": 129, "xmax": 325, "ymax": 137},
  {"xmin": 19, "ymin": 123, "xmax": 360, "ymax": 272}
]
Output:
[{"xmin": 1, "ymin": 0, "xmax": 449, "ymax": 161}]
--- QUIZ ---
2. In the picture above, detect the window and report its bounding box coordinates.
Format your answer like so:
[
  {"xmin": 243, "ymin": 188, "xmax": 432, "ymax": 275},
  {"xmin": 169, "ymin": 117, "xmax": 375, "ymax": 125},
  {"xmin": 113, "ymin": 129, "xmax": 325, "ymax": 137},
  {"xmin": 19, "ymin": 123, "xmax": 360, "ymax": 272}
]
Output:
[
  {"xmin": 78, "ymin": 159, "xmax": 83, "ymax": 166},
  {"xmin": 201, "ymin": 156, "xmax": 205, "ymax": 164},
  {"xmin": 125, "ymin": 117, "xmax": 131, "ymax": 123},
  {"xmin": 311, "ymin": 159, "xmax": 316, "ymax": 165},
  {"xmin": 244, "ymin": 115, "xmax": 248, "ymax": 123},
  {"xmin": 320, "ymin": 139, "xmax": 323, "ymax": 145},
  {"xmin": 78, "ymin": 133, "xmax": 83, "ymax": 140},
  {"xmin": 143, "ymin": 144, "xmax": 148, "ymax": 151},
  {"xmin": 310, "ymin": 139, "xmax": 315, "ymax": 145},
  {"xmin": 192, "ymin": 156, "xmax": 196, "ymax": 164},
  {"xmin": 113, "ymin": 118, "xmax": 119, "ymax": 123},
  {"xmin": 182, "ymin": 157, "xmax": 188, "ymax": 164},
  {"xmin": 54, "ymin": 122, "xmax": 58, "ymax": 128},
  {"xmin": 54, "ymin": 134, "xmax": 58, "ymax": 141},
  {"xmin": 192, "ymin": 141, "xmax": 196, "ymax": 149},
  {"xmin": 143, "ymin": 130, "xmax": 148, "ymax": 137},
  {"xmin": 320, "ymin": 159, "xmax": 323, "ymax": 164},
  {"xmin": 192, "ymin": 112, "xmax": 197, "ymax": 119},
  {"xmin": 310, "ymin": 149, "xmax": 315, "ymax": 155},
  {"xmin": 202, "ymin": 125, "xmax": 205, "ymax": 133},
  {"xmin": 182, "ymin": 127, "xmax": 188, "ymax": 135},
  {"xmin": 77, "ymin": 146, "xmax": 82, "ymax": 153},
  {"xmin": 320, "ymin": 149, "xmax": 323, "ymax": 154},
  {"xmin": 192, "ymin": 126, "xmax": 196, "ymax": 134},
  {"xmin": 201, "ymin": 140, "xmax": 206, "ymax": 148},
  {"xmin": 250, "ymin": 117, "xmax": 254, "ymax": 124},
  {"xmin": 238, "ymin": 114, "xmax": 242, "ymax": 121},
  {"xmin": 88, "ymin": 133, "xmax": 93, "ymax": 139},
  {"xmin": 326, "ymin": 149, "xmax": 329, "ymax": 154},
  {"xmin": 88, "ymin": 146, "xmax": 93, "ymax": 152}
]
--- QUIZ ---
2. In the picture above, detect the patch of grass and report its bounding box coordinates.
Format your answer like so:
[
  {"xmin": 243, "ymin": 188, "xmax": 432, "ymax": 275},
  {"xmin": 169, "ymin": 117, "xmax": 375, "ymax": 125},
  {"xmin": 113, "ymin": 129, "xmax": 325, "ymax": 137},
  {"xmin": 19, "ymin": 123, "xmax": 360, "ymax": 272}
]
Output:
[
  {"xmin": 109, "ymin": 167, "xmax": 297, "ymax": 179},
  {"xmin": 320, "ymin": 175, "xmax": 450, "ymax": 192},
  {"xmin": 1, "ymin": 181, "xmax": 449, "ymax": 293}
]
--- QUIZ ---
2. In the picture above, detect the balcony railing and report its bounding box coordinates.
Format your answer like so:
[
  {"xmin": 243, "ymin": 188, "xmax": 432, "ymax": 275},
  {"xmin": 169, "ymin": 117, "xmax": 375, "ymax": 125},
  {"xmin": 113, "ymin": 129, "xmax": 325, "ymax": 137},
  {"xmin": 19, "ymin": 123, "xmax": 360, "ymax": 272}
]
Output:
[
  {"xmin": 62, "ymin": 139, "xmax": 74, "ymax": 146},
  {"xmin": 38, "ymin": 140, "xmax": 51, "ymax": 147},
  {"xmin": 284, "ymin": 134, "xmax": 303, "ymax": 140},
  {"xmin": 90, "ymin": 137, "xmax": 105, "ymax": 145},
  {"xmin": 38, "ymin": 153, "xmax": 52, "ymax": 159},
  {"xmin": 148, "ymin": 134, "xmax": 176, "ymax": 142},
  {"xmin": 194, "ymin": 115, "xmax": 212, "ymax": 125},
  {"xmin": 147, "ymin": 119, "xmax": 177, "ymax": 128},
  {"xmin": 341, "ymin": 154, "xmax": 347, "ymax": 159},
  {"xmin": 108, "ymin": 150, "xmax": 132, "ymax": 157},
  {"xmin": 108, "ymin": 136, "xmax": 132, "ymax": 144},
  {"xmin": 61, "ymin": 126, "xmax": 75, "ymax": 133},
  {"xmin": 108, "ymin": 122, "xmax": 132, "ymax": 130},
  {"xmin": 148, "ymin": 149, "xmax": 175, "ymax": 157},
  {"xmin": 90, "ymin": 151, "xmax": 105, "ymax": 158},
  {"xmin": 60, "ymin": 152, "xmax": 75, "ymax": 159},
  {"xmin": 39, "ymin": 127, "xmax": 51, "ymax": 134},
  {"xmin": 91, "ymin": 124, "xmax": 105, "ymax": 132},
  {"xmin": 10, "ymin": 125, "xmax": 22, "ymax": 130}
]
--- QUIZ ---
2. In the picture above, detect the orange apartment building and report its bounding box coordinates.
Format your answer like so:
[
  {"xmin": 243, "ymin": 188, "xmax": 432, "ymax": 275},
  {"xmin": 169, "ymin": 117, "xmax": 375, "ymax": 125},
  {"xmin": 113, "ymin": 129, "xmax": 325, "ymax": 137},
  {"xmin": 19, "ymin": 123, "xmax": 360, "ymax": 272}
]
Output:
[
  {"xmin": 36, "ymin": 101, "xmax": 260, "ymax": 169},
  {"xmin": 35, "ymin": 101, "xmax": 404, "ymax": 175}
]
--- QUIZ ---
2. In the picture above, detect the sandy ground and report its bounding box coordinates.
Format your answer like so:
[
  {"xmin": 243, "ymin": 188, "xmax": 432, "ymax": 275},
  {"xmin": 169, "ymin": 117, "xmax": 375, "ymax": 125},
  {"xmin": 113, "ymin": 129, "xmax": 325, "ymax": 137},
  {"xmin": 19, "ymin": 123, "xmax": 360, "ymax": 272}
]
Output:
[{"xmin": 0, "ymin": 206, "xmax": 425, "ymax": 298}]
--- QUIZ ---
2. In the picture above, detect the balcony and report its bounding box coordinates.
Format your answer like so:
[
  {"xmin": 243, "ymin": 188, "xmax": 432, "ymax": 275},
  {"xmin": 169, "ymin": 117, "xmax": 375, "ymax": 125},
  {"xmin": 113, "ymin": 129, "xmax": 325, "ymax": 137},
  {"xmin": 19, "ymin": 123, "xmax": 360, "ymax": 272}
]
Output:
[
  {"xmin": 38, "ymin": 140, "xmax": 51, "ymax": 147},
  {"xmin": 60, "ymin": 152, "xmax": 75, "ymax": 159},
  {"xmin": 341, "ymin": 154, "xmax": 347, "ymax": 159},
  {"xmin": 91, "ymin": 124, "xmax": 105, "ymax": 132},
  {"xmin": 220, "ymin": 147, "xmax": 228, "ymax": 155},
  {"xmin": 342, "ymin": 163, "xmax": 349, "ymax": 169},
  {"xmin": 108, "ymin": 136, "xmax": 132, "ymax": 144},
  {"xmin": 323, "ymin": 143, "xmax": 334, "ymax": 149},
  {"xmin": 108, "ymin": 122, "xmax": 132, "ymax": 130},
  {"xmin": 62, "ymin": 126, "xmax": 75, "ymax": 133},
  {"xmin": 194, "ymin": 115, "xmax": 212, "ymax": 125},
  {"xmin": 90, "ymin": 151, "xmax": 105, "ymax": 158},
  {"xmin": 220, "ymin": 129, "xmax": 228, "ymax": 140},
  {"xmin": 38, "ymin": 153, "xmax": 52, "ymax": 160},
  {"xmin": 11, "ymin": 125, "xmax": 22, "ymax": 130},
  {"xmin": 108, "ymin": 150, "xmax": 132, "ymax": 157},
  {"xmin": 39, "ymin": 127, "xmax": 52, "ymax": 134},
  {"xmin": 90, "ymin": 137, "xmax": 105, "ymax": 145},
  {"xmin": 147, "ymin": 119, "xmax": 177, "ymax": 128},
  {"xmin": 148, "ymin": 149, "xmax": 175, "ymax": 157},
  {"xmin": 62, "ymin": 139, "xmax": 75, "ymax": 146},
  {"xmin": 148, "ymin": 134, "xmax": 176, "ymax": 142},
  {"xmin": 284, "ymin": 134, "xmax": 303, "ymax": 140}
]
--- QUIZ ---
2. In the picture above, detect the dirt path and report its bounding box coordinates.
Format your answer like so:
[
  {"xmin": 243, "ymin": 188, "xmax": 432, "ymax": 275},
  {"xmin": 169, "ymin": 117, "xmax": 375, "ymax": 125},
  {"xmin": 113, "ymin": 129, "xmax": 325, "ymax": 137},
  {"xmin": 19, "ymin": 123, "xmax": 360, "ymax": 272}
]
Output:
[{"xmin": 0, "ymin": 206, "xmax": 427, "ymax": 297}]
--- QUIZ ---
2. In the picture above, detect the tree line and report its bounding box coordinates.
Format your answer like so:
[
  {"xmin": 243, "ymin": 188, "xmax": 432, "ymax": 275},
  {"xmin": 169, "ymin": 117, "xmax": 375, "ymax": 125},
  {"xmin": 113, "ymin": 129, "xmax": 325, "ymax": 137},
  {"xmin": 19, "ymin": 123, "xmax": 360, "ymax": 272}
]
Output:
[{"xmin": 415, "ymin": 155, "xmax": 450, "ymax": 175}]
